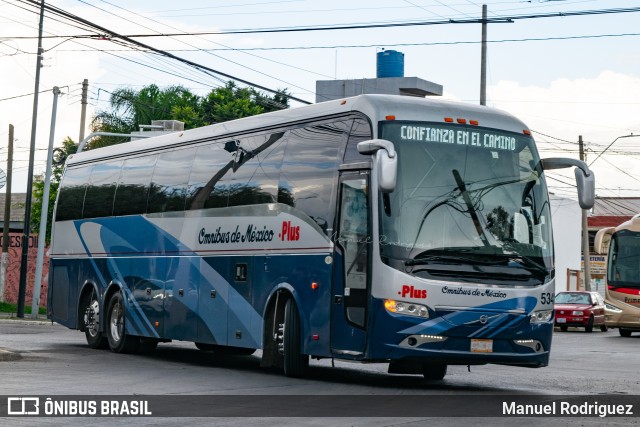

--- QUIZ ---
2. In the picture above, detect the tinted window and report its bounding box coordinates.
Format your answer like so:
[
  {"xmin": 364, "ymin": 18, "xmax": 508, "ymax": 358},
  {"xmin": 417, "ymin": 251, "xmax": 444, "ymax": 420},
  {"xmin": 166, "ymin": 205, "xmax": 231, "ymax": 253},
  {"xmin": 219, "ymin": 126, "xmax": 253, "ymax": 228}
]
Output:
[
  {"xmin": 83, "ymin": 160, "xmax": 122, "ymax": 219},
  {"xmin": 113, "ymin": 155, "xmax": 157, "ymax": 216},
  {"xmin": 227, "ymin": 132, "xmax": 286, "ymax": 207},
  {"xmin": 147, "ymin": 148, "xmax": 196, "ymax": 213},
  {"xmin": 343, "ymin": 117, "xmax": 373, "ymax": 162},
  {"xmin": 279, "ymin": 121, "xmax": 346, "ymax": 234},
  {"xmin": 186, "ymin": 142, "xmax": 234, "ymax": 210},
  {"xmin": 187, "ymin": 132, "xmax": 287, "ymax": 210},
  {"xmin": 56, "ymin": 165, "xmax": 92, "ymax": 221}
]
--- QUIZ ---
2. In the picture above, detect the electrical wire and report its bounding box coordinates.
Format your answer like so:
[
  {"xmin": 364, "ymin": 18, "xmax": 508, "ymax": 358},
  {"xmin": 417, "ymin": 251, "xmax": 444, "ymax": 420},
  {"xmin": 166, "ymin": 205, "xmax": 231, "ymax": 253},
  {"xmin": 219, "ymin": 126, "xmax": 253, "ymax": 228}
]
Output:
[{"xmin": 16, "ymin": 0, "xmax": 311, "ymax": 104}]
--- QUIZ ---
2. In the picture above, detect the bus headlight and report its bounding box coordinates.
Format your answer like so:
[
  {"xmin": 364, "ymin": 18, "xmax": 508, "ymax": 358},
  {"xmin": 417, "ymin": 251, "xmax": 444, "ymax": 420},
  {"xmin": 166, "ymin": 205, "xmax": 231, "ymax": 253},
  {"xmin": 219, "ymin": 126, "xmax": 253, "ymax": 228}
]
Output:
[
  {"xmin": 605, "ymin": 303, "xmax": 623, "ymax": 313},
  {"xmin": 530, "ymin": 309, "xmax": 553, "ymax": 323},
  {"xmin": 384, "ymin": 299, "xmax": 429, "ymax": 318}
]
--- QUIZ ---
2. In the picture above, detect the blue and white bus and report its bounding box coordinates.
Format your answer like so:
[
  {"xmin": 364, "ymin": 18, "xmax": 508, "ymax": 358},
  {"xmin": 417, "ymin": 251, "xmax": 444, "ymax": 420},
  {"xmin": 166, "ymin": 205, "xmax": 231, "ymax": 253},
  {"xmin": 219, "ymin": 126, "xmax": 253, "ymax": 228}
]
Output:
[{"xmin": 47, "ymin": 94, "xmax": 594, "ymax": 379}]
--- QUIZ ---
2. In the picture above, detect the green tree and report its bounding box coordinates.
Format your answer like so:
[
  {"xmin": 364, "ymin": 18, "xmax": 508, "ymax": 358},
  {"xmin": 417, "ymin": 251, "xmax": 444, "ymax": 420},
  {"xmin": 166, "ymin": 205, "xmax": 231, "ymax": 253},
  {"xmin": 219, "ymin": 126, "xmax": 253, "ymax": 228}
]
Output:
[
  {"xmin": 91, "ymin": 82, "xmax": 290, "ymax": 149},
  {"xmin": 91, "ymin": 84, "xmax": 201, "ymax": 148},
  {"xmin": 30, "ymin": 137, "xmax": 78, "ymax": 244},
  {"xmin": 202, "ymin": 82, "xmax": 290, "ymax": 123}
]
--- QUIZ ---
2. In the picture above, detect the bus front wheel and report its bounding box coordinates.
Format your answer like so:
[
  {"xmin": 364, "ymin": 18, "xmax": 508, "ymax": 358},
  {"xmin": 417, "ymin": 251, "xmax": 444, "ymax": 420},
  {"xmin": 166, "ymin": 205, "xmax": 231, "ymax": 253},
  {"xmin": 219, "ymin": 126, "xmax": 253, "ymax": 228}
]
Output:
[
  {"xmin": 282, "ymin": 298, "xmax": 309, "ymax": 378},
  {"xmin": 106, "ymin": 292, "xmax": 140, "ymax": 353}
]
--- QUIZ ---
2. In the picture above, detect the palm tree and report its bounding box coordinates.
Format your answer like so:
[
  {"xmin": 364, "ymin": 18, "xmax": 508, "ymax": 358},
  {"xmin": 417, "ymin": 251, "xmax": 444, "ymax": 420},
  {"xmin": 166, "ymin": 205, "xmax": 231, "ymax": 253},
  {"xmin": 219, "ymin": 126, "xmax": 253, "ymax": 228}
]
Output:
[
  {"xmin": 90, "ymin": 82, "xmax": 290, "ymax": 149},
  {"xmin": 91, "ymin": 84, "xmax": 201, "ymax": 148}
]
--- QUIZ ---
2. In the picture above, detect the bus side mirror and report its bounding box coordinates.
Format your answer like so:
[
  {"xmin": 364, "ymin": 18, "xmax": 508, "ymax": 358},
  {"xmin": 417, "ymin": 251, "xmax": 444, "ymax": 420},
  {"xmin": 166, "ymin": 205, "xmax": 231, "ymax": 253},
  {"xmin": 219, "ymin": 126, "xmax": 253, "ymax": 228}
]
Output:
[
  {"xmin": 594, "ymin": 227, "xmax": 615, "ymax": 255},
  {"xmin": 575, "ymin": 167, "xmax": 595, "ymax": 210},
  {"xmin": 541, "ymin": 157, "xmax": 595, "ymax": 209},
  {"xmin": 357, "ymin": 139, "xmax": 397, "ymax": 193}
]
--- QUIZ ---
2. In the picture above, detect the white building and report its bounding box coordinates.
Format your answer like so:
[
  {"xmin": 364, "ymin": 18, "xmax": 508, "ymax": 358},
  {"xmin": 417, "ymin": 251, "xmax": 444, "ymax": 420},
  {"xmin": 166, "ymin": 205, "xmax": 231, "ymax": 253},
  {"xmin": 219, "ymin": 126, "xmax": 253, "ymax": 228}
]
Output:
[{"xmin": 549, "ymin": 195, "xmax": 582, "ymax": 293}]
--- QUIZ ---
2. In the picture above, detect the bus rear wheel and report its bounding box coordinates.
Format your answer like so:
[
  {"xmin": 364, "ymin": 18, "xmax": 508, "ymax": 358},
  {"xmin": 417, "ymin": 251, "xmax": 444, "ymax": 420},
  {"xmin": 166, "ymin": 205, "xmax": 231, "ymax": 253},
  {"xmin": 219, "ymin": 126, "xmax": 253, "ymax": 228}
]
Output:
[
  {"xmin": 422, "ymin": 363, "xmax": 447, "ymax": 381},
  {"xmin": 106, "ymin": 292, "xmax": 140, "ymax": 354},
  {"xmin": 82, "ymin": 292, "xmax": 107, "ymax": 349},
  {"xmin": 281, "ymin": 298, "xmax": 309, "ymax": 378}
]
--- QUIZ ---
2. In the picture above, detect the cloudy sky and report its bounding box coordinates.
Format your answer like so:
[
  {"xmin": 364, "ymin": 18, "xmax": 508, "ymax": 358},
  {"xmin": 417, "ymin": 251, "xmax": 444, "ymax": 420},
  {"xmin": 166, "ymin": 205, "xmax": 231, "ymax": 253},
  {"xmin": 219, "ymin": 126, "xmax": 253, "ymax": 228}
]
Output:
[{"xmin": 1, "ymin": 0, "xmax": 639, "ymax": 201}]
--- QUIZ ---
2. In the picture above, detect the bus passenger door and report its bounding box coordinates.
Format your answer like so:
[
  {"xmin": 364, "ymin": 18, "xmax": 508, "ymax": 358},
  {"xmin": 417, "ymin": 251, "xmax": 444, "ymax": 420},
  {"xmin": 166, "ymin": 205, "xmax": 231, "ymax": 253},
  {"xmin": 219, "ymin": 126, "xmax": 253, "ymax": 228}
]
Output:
[{"xmin": 331, "ymin": 173, "xmax": 370, "ymax": 356}]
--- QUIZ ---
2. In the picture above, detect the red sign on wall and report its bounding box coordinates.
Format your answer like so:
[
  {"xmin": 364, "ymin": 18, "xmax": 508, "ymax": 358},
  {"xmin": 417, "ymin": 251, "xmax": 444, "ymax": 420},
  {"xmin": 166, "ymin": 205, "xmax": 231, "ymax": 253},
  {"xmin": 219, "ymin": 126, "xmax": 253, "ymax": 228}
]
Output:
[{"xmin": 0, "ymin": 232, "xmax": 49, "ymax": 308}]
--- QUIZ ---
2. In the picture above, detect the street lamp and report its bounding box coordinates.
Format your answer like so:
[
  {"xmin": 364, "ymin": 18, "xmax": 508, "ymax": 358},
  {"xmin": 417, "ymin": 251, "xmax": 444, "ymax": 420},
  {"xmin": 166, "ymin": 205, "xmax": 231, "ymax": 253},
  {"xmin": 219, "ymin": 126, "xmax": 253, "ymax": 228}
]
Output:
[{"xmin": 589, "ymin": 134, "xmax": 640, "ymax": 167}]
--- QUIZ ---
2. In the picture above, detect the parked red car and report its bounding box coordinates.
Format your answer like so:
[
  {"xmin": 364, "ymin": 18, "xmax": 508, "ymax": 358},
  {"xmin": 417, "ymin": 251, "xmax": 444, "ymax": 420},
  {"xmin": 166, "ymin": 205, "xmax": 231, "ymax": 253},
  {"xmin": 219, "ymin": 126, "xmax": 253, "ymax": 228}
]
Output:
[{"xmin": 554, "ymin": 291, "xmax": 607, "ymax": 332}]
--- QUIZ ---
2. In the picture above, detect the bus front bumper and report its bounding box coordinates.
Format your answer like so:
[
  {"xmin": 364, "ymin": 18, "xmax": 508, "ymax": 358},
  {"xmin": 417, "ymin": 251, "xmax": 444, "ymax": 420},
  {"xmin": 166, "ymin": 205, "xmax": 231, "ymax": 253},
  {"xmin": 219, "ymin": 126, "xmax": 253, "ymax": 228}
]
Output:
[{"xmin": 381, "ymin": 335, "xmax": 550, "ymax": 368}]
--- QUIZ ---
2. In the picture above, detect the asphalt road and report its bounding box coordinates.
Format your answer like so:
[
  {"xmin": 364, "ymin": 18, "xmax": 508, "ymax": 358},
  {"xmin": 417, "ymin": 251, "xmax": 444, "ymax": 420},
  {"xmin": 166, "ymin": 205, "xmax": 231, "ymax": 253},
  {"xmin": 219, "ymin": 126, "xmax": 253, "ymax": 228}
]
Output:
[{"xmin": 0, "ymin": 319, "xmax": 638, "ymax": 426}]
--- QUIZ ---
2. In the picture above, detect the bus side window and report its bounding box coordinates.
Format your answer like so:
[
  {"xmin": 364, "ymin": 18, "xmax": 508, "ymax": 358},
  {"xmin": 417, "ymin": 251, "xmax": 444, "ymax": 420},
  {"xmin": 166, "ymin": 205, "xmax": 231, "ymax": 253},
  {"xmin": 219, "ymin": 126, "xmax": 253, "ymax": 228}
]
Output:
[
  {"xmin": 113, "ymin": 155, "xmax": 157, "ymax": 216},
  {"xmin": 227, "ymin": 133, "xmax": 286, "ymax": 207},
  {"xmin": 56, "ymin": 165, "xmax": 93, "ymax": 221},
  {"xmin": 343, "ymin": 118, "xmax": 373, "ymax": 163},
  {"xmin": 83, "ymin": 160, "xmax": 122, "ymax": 219},
  {"xmin": 148, "ymin": 148, "xmax": 196, "ymax": 213},
  {"xmin": 279, "ymin": 121, "xmax": 348, "ymax": 234},
  {"xmin": 187, "ymin": 143, "xmax": 233, "ymax": 210}
]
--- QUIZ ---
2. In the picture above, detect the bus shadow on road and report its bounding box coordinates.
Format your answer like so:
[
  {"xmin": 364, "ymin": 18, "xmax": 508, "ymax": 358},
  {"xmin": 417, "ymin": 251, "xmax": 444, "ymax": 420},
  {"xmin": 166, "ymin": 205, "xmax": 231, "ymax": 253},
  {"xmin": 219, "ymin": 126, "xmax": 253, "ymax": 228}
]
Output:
[{"xmin": 131, "ymin": 344, "xmax": 508, "ymax": 392}]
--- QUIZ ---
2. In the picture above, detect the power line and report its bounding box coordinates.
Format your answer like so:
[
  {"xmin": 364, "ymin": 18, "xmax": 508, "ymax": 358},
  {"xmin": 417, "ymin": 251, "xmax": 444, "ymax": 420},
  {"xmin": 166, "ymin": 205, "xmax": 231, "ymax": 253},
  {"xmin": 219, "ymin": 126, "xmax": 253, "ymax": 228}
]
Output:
[
  {"xmin": 0, "ymin": 86, "xmax": 78, "ymax": 102},
  {"xmin": 38, "ymin": 31, "xmax": 640, "ymax": 52},
  {"xmin": 85, "ymin": 0, "xmax": 322, "ymax": 97},
  {"xmin": 72, "ymin": 6, "xmax": 640, "ymax": 36},
  {"xmin": 17, "ymin": 0, "xmax": 311, "ymax": 104},
  {"xmin": 8, "ymin": 6, "xmax": 640, "ymax": 38}
]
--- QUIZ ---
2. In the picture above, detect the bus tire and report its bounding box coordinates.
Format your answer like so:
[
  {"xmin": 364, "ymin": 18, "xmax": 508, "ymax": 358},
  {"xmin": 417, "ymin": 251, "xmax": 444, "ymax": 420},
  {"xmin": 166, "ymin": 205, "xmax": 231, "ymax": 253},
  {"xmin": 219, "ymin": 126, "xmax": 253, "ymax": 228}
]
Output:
[
  {"xmin": 82, "ymin": 292, "xmax": 107, "ymax": 349},
  {"xmin": 619, "ymin": 328, "xmax": 632, "ymax": 337},
  {"xmin": 106, "ymin": 292, "xmax": 140, "ymax": 354},
  {"xmin": 585, "ymin": 316, "xmax": 594, "ymax": 333},
  {"xmin": 422, "ymin": 363, "xmax": 447, "ymax": 381},
  {"xmin": 283, "ymin": 298, "xmax": 309, "ymax": 378}
]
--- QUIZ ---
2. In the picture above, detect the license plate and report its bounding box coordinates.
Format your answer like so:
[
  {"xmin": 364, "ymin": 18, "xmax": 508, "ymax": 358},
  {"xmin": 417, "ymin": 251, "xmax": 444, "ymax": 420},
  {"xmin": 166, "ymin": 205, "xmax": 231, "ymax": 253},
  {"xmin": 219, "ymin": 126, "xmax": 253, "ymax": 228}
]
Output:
[
  {"xmin": 557, "ymin": 318, "xmax": 566, "ymax": 323},
  {"xmin": 471, "ymin": 339, "xmax": 493, "ymax": 353}
]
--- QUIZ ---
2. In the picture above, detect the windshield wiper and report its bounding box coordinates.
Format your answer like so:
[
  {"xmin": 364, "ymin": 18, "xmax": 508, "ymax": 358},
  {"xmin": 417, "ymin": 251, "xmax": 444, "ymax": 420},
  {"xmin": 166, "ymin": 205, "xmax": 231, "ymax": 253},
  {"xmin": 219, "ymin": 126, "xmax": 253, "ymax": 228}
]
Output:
[
  {"xmin": 405, "ymin": 246, "xmax": 503, "ymax": 267},
  {"xmin": 405, "ymin": 247, "xmax": 550, "ymax": 279},
  {"xmin": 452, "ymin": 169, "xmax": 492, "ymax": 247},
  {"xmin": 405, "ymin": 254, "xmax": 468, "ymax": 267}
]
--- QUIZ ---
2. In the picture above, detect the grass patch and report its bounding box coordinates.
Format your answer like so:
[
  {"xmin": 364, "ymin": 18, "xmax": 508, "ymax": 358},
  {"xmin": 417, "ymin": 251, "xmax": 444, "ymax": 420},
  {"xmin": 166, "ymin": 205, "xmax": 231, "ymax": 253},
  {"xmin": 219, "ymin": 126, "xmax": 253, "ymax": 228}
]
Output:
[{"xmin": 0, "ymin": 301, "xmax": 47, "ymax": 315}]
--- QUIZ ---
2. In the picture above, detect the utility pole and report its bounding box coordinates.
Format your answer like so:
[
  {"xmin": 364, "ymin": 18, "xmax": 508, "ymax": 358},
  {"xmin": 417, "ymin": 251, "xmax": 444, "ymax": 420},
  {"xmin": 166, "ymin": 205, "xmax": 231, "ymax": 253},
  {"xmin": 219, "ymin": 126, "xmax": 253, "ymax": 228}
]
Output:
[
  {"xmin": 79, "ymin": 79, "xmax": 88, "ymax": 142},
  {"xmin": 17, "ymin": 0, "xmax": 45, "ymax": 318},
  {"xmin": 480, "ymin": 4, "xmax": 487, "ymax": 106},
  {"xmin": 31, "ymin": 87, "xmax": 60, "ymax": 318},
  {"xmin": 579, "ymin": 135, "xmax": 592, "ymax": 291},
  {"xmin": 0, "ymin": 124, "xmax": 14, "ymax": 302}
]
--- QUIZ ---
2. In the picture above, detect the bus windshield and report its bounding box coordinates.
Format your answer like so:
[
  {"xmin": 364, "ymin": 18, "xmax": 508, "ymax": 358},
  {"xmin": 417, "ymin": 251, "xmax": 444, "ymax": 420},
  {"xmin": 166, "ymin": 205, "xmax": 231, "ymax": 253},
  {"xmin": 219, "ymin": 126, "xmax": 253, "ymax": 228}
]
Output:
[
  {"xmin": 608, "ymin": 230, "xmax": 640, "ymax": 288},
  {"xmin": 378, "ymin": 121, "xmax": 554, "ymax": 285}
]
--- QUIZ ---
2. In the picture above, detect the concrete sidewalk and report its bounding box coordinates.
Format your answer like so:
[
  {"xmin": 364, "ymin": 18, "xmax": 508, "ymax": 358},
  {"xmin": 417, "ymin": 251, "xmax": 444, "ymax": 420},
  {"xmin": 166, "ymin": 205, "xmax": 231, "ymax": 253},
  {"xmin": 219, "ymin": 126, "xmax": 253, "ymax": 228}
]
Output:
[{"xmin": 0, "ymin": 311, "xmax": 49, "ymax": 321}]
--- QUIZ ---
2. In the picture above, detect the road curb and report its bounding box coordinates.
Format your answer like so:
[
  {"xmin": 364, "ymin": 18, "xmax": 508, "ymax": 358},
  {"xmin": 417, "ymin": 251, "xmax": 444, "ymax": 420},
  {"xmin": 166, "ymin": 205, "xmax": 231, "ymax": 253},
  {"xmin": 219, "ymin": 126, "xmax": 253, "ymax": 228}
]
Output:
[
  {"xmin": 0, "ymin": 314, "xmax": 52, "ymax": 325},
  {"xmin": 0, "ymin": 348, "xmax": 21, "ymax": 362}
]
